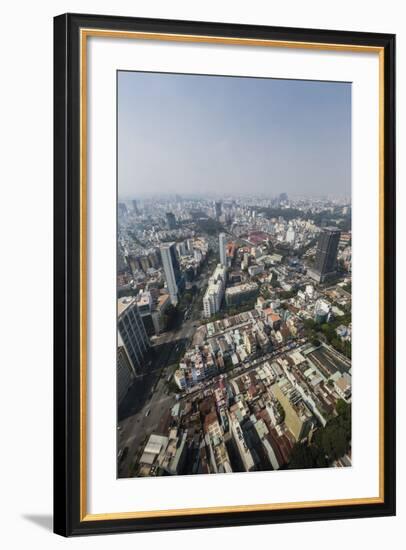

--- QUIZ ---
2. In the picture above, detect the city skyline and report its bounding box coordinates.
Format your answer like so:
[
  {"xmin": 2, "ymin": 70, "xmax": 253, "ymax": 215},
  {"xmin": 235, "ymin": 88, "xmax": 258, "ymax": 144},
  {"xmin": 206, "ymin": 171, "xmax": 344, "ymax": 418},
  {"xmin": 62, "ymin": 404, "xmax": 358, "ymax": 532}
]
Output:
[
  {"xmin": 117, "ymin": 193, "xmax": 352, "ymax": 478},
  {"xmin": 118, "ymin": 72, "xmax": 351, "ymax": 199},
  {"xmin": 118, "ymin": 191, "xmax": 352, "ymax": 201}
]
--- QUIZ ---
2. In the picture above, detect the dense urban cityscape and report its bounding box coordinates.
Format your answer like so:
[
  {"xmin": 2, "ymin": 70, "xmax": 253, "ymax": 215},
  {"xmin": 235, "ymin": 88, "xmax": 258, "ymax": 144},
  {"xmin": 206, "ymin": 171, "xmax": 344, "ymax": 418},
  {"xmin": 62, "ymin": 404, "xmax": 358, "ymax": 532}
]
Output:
[{"xmin": 116, "ymin": 194, "xmax": 352, "ymax": 477}]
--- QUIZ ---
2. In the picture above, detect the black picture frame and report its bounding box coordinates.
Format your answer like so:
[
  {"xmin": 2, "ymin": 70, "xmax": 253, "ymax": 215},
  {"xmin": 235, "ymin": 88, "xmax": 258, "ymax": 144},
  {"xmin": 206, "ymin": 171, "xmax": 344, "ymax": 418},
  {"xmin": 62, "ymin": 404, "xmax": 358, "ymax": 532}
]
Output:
[{"xmin": 54, "ymin": 12, "xmax": 396, "ymax": 537}]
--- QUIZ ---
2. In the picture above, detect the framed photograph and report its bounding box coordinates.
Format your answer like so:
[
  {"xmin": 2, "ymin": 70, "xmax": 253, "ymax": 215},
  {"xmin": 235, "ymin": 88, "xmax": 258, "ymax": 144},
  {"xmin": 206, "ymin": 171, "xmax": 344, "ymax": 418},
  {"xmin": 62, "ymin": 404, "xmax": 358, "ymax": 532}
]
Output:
[{"xmin": 54, "ymin": 13, "xmax": 396, "ymax": 536}]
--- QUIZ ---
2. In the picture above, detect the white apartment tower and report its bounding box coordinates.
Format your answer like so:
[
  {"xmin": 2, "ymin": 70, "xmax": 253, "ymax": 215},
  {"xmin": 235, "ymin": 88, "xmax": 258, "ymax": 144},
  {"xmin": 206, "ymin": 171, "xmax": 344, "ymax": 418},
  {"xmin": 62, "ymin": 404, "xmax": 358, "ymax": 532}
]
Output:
[
  {"xmin": 203, "ymin": 264, "xmax": 227, "ymax": 318},
  {"xmin": 286, "ymin": 225, "xmax": 296, "ymax": 244}
]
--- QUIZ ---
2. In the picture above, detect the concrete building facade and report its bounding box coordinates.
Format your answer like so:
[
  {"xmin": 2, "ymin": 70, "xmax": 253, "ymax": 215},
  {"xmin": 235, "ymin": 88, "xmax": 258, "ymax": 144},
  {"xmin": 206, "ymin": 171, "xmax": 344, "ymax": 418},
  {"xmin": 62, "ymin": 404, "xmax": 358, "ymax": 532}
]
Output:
[
  {"xmin": 219, "ymin": 232, "xmax": 227, "ymax": 267},
  {"xmin": 118, "ymin": 297, "xmax": 150, "ymax": 374},
  {"xmin": 203, "ymin": 264, "xmax": 227, "ymax": 318},
  {"xmin": 117, "ymin": 333, "xmax": 135, "ymax": 404}
]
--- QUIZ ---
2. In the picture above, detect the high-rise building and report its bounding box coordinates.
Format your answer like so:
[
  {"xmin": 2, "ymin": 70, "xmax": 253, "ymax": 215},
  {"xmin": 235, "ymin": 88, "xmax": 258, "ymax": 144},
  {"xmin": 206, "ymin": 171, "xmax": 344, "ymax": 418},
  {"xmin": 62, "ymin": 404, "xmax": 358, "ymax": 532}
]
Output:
[
  {"xmin": 117, "ymin": 332, "xmax": 135, "ymax": 404},
  {"xmin": 186, "ymin": 238, "xmax": 194, "ymax": 255},
  {"xmin": 225, "ymin": 282, "xmax": 258, "ymax": 307},
  {"xmin": 309, "ymin": 227, "xmax": 341, "ymax": 282},
  {"xmin": 118, "ymin": 297, "xmax": 150, "ymax": 374},
  {"xmin": 229, "ymin": 415, "xmax": 256, "ymax": 472},
  {"xmin": 202, "ymin": 264, "xmax": 226, "ymax": 318},
  {"xmin": 132, "ymin": 199, "xmax": 139, "ymax": 215},
  {"xmin": 219, "ymin": 232, "xmax": 227, "ymax": 266},
  {"xmin": 166, "ymin": 212, "xmax": 177, "ymax": 230},
  {"xmin": 271, "ymin": 378, "xmax": 313, "ymax": 441},
  {"xmin": 139, "ymin": 255, "xmax": 150, "ymax": 273},
  {"xmin": 136, "ymin": 290, "xmax": 155, "ymax": 336},
  {"xmin": 160, "ymin": 242, "xmax": 183, "ymax": 305},
  {"xmin": 147, "ymin": 249, "xmax": 161, "ymax": 269},
  {"xmin": 204, "ymin": 412, "xmax": 232, "ymax": 473},
  {"xmin": 126, "ymin": 255, "xmax": 141, "ymax": 276},
  {"xmin": 242, "ymin": 252, "xmax": 250, "ymax": 271},
  {"xmin": 214, "ymin": 201, "xmax": 222, "ymax": 220},
  {"xmin": 176, "ymin": 241, "xmax": 187, "ymax": 257},
  {"xmin": 151, "ymin": 293, "xmax": 171, "ymax": 335},
  {"xmin": 286, "ymin": 226, "xmax": 296, "ymax": 244}
]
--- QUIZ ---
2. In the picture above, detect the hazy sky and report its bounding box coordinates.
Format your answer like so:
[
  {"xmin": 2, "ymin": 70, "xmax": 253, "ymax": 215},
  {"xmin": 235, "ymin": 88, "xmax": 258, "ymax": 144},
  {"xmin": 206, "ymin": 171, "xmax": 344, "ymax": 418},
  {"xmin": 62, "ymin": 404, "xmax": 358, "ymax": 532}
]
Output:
[{"xmin": 118, "ymin": 71, "xmax": 351, "ymax": 198}]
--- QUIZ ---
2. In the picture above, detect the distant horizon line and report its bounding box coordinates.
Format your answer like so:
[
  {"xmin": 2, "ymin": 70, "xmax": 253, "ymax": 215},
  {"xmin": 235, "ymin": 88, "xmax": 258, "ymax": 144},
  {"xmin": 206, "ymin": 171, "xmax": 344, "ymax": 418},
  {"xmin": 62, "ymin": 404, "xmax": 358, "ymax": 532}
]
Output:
[{"xmin": 118, "ymin": 193, "xmax": 352, "ymax": 202}]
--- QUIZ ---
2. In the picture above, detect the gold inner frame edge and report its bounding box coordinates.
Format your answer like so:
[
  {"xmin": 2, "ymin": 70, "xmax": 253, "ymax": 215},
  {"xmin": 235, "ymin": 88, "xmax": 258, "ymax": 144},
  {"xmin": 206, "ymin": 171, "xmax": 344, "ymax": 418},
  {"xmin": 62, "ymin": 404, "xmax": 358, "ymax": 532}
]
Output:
[{"xmin": 79, "ymin": 28, "xmax": 385, "ymax": 522}]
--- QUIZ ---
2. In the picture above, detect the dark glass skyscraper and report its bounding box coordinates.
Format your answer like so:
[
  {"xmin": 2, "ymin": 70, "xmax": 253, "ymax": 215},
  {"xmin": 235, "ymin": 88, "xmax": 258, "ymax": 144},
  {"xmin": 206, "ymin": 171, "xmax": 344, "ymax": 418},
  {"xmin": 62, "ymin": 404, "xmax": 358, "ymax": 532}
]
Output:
[
  {"xmin": 312, "ymin": 227, "xmax": 341, "ymax": 282},
  {"xmin": 160, "ymin": 242, "xmax": 184, "ymax": 305},
  {"xmin": 166, "ymin": 212, "xmax": 177, "ymax": 230},
  {"xmin": 214, "ymin": 201, "xmax": 222, "ymax": 220},
  {"xmin": 132, "ymin": 199, "xmax": 139, "ymax": 215},
  {"xmin": 118, "ymin": 298, "xmax": 150, "ymax": 374}
]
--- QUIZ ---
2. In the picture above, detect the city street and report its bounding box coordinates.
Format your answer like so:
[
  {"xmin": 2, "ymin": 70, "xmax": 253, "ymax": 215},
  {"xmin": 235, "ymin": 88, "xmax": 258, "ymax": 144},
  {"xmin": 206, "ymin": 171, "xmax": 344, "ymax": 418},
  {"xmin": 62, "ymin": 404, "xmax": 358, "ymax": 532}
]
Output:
[
  {"xmin": 117, "ymin": 313, "xmax": 199, "ymax": 477},
  {"xmin": 117, "ymin": 370, "xmax": 177, "ymax": 477},
  {"xmin": 116, "ymin": 252, "xmax": 217, "ymax": 477}
]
